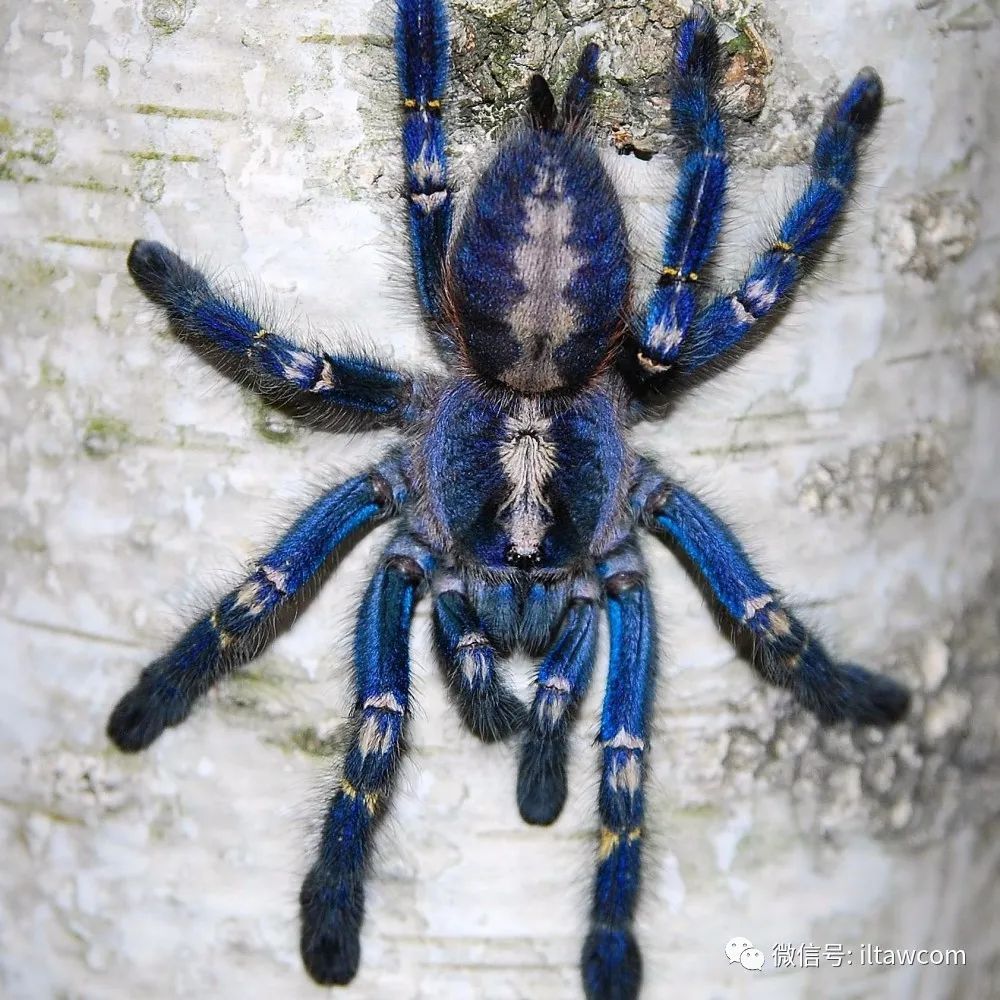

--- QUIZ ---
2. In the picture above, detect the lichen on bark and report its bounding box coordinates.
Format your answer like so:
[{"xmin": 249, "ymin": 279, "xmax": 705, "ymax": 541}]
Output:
[{"xmin": 447, "ymin": 0, "xmax": 770, "ymax": 152}]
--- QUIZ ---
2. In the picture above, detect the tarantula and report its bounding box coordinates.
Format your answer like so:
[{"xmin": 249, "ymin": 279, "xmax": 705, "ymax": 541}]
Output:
[{"xmin": 107, "ymin": 3, "xmax": 910, "ymax": 997}]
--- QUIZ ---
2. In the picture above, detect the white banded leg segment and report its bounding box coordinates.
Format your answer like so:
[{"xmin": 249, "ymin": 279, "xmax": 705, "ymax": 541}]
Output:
[
  {"xmin": 432, "ymin": 584, "xmax": 525, "ymax": 742},
  {"xmin": 643, "ymin": 473, "xmax": 911, "ymax": 726},
  {"xmin": 398, "ymin": 0, "xmax": 453, "ymax": 322},
  {"xmin": 299, "ymin": 531, "xmax": 432, "ymax": 988},
  {"xmin": 582, "ymin": 554, "xmax": 656, "ymax": 1000},
  {"xmin": 357, "ymin": 692, "xmax": 406, "ymax": 763},
  {"xmin": 518, "ymin": 595, "xmax": 598, "ymax": 826},
  {"xmin": 107, "ymin": 466, "xmax": 403, "ymax": 755},
  {"xmin": 124, "ymin": 241, "xmax": 414, "ymax": 427}
]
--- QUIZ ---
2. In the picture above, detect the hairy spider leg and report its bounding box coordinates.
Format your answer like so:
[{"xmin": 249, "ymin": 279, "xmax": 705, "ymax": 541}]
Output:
[
  {"xmin": 582, "ymin": 545, "xmax": 656, "ymax": 1000},
  {"xmin": 527, "ymin": 73, "xmax": 559, "ymax": 131},
  {"xmin": 107, "ymin": 459, "xmax": 406, "ymax": 753},
  {"xmin": 635, "ymin": 7, "xmax": 726, "ymax": 372},
  {"xmin": 432, "ymin": 575, "xmax": 526, "ymax": 742},
  {"xmin": 678, "ymin": 67, "xmax": 883, "ymax": 374},
  {"xmin": 396, "ymin": 0, "xmax": 453, "ymax": 321},
  {"xmin": 563, "ymin": 43, "xmax": 601, "ymax": 124},
  {"xmin": 299, "ymin": 531, "xmax": 435, "ymax": 986},
  {"xmin": 639, "ymin": 470, "xmax": 910, "ymax": 725},
  {"xmin": 125, "ymin": 240, "xmax": 414, "ymax": 426},
  {"xmin": 529, "ymin": 40, "xmax": 600, "ymax": 133},
  {"xmin": 517, "ymin": 579, "xmax": 599, "ymax": 826}
]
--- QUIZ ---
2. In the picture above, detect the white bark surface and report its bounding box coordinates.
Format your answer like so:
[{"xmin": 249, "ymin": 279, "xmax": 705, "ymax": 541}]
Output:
[{"xmin": 2, "ymin": 1, "xmax": 999, "ymax": 998}]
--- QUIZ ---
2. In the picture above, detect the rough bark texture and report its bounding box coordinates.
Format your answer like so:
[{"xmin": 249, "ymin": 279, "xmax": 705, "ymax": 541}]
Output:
[{"xmin": 2, "ymin": 1, "xmax": 999, "ymax": 998}]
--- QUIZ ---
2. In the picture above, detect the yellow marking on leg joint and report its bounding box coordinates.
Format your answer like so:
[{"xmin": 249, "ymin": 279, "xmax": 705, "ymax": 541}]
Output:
[
  {"xmin": 782, "ymin": 636, "xmax": 809, "ymax": 670},
  {"xmin": 660, "ymin": 264, "xmax": 699, "ymax": 283},
  {"xmin": 402, "ymin": 98, "xmax": 442, "ymax": 112},
  {"xmin": 363, "ymin": 792, "xmax": 379, "ymax": 815},
  {"xmin": 767, "ymin": 608, "xmax": 792, "ymax": 637},
  {"xmin": 210, "ymin": 609, "xmax": 233, "ymax": 648},
  {"xmin": 341, "ymin": 780, "xmax": 358, "ymax": 799},
  {"xmin": 598, "ymin": 828, "xmax": 619, "ymax": 860},
  {"xmin": 598, "ymin": 826, "xmax": 642, "ymax": 860},
  {"xmin": 233, "ymin": 578, "xmax": 266, "ymax": 615},
  {"xmin": 773, "ymin": 240, "xmax": 793, "ymax": 253}
]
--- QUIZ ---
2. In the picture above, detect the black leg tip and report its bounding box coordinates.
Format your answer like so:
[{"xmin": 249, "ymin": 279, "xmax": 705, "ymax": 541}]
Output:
[
  {"xmin": 852, "ymin": 668, "xmax": 911, "ymax": 726},
  {"xmin": 517, "ymin": 733, "xmax": 568, "ymax": 826},
  {"xmin": 577, "ymin": 42, "xmax": 600, "ymax": 79},
  {"xmin": 127, "ymin": 238, "xmax": 173, "ymax": 284},
  {"xmin": 126, "ymin": 239, "xmax": 203, "ymax": 307},
  {"xmin": 809, "ymin": 664, "xmax": 911, "ymax": 728},
  {"xmin": 299, "ymin": 870, "xmax": 364, "ymax": 986},
  {"xmin": 107, "ymin": 669, "xmax": 194, "ymax": 753},
  {"xmin": 675, "ymin": 4, "xmax": 720, "ymax": 80},
  {"xmin": 107, "ymin": 685, "xmax": 169, "ymax": 753},
  {"xmin": 836, "ymin": 68, "xmax": 883, "ymax": 133},
  {"xmin": 528, "ymin": 73, "xmax": 558, "ymax": 130},
  {"xmin": 300, "ymin": 927, "xmax": 361, "ymax": 987},
  {"xmin": 582, "ymin": 928, "xmax": 642, "ymax": 1000}
]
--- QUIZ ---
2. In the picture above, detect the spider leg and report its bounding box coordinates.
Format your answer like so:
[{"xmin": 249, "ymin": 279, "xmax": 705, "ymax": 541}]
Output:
[
  {"xmin": 517, "ymin": 577, "xmax": 599, "ymax": 826},
  {"xmin": 432, "ymin": 573, "xmax": 526, "ymax": 743},
  {"xmin": 636, "ymin": 466, "xmax": 910, "ymax": 725},
  {"xmin": 106, "ymin": 456, "xmax": 406, "ymax": 753},
  {"xmin": 126, "ymin": 240, "xmax": 418, "ymax": 428},
  {"xmin": 582, "ymin": 544, "xmax": 656, "ymax": 1000},
  {"xmin": 530, "ymin": 41, "xmax": 599, "ymax": 131},
  {"xmin": 563, "ymin": 43, "xmax": 601, "ymax": 124},
  {"xmin": 676, "ymin": 67, "xmax": 883, "ymax": 376},
  {"xmin": 527, "ymin": 73, "xmax": 558, "ymax": 131},
  {"xmin": 629, "ymin": 6, "xmax": 727, "ymax": 374},
  {"xmin": 396, "ymin": 0, "xmax": 453, "ymax": 321},
  {"xmin": 299, "ymin": 531, "xmax": 434, "ymax": 985}
]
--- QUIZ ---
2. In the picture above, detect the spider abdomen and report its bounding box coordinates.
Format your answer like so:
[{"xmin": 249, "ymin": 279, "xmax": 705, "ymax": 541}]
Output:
[
  {"xmin": 447, "ymin": 130, "xmax": 631, "ymax": 392},
  {"xmin": 419, "ymin": 379, "xmax": 632, "ymax": 572}
]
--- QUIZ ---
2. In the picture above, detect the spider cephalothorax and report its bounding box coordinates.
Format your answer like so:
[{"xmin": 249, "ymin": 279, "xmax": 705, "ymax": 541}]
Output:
[{"xmin": 107, "ymin": 5, "xmax": 909, "ymax": 999}]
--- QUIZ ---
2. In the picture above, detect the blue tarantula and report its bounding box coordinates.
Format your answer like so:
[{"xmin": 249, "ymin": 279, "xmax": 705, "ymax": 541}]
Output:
[{"xmin": 107, "ymin": 3, "xmax": 910, "ymax": 998}]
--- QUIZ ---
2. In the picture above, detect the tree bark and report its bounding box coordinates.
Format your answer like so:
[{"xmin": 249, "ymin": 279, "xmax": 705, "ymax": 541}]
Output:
[{"xmin": 1, "ymin": 0, "xmax": 999, "ymax": 997}]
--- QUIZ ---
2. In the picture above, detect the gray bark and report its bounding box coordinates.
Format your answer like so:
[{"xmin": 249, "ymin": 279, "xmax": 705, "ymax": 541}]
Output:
[{"xmin": 2, "ymin": 0, "xmax": 999, "ymax": 998}]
